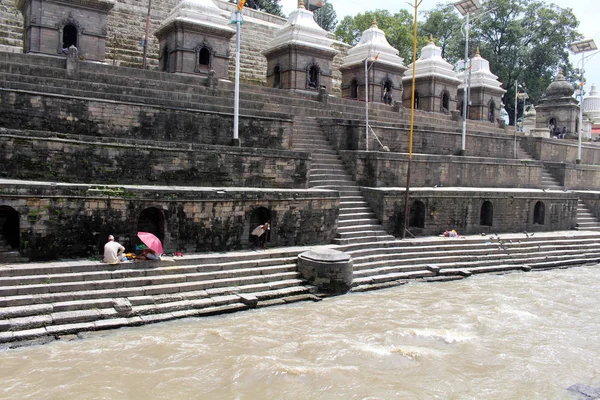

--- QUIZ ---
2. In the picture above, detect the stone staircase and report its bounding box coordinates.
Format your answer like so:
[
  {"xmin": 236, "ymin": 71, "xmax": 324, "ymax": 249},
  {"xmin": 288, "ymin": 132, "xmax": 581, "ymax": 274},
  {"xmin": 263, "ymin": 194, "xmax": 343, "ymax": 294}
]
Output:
[
  {"xmin": 291, "ymin": 117, "xmax": 395, "ymax": 245},
  {"xmin": 3, "ymin": 231, "xmax": 600, "ymax": 346},
  {"xmin": 576, "ymin": 200, "xmax": 600, "ymax": 231},
  {"xmin": 0, "ymin": 249, "xmax": 318, "ymax": 346},
  {"xmin": 517, "ymin": 143, "xmax": 600, "ymax": 231},
  {"xmin": 339, "ymin": 231, "xmax": 600, "ymax": 291}
]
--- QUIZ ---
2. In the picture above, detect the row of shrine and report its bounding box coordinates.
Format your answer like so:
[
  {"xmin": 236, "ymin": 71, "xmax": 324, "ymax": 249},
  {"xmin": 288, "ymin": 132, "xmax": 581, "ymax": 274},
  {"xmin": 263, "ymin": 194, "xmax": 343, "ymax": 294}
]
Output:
[{"xmin": 16, "ymin": 0, "xmax": 517, "ymax": 124}]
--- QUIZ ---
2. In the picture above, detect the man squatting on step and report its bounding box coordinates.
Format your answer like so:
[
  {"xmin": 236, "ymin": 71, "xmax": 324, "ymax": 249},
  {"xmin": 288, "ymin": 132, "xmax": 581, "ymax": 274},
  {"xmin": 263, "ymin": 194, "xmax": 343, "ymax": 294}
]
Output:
[{"xmin": 104, "ymin": 235, "xmax": 125, "ymax": 264}]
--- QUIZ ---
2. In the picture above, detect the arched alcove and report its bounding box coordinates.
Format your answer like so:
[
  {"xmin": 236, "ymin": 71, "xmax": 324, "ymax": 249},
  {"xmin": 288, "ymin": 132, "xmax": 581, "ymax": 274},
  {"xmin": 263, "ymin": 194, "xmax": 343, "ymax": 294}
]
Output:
[
  {"xmin": 198, "ymin": 47, "xmax": 210, "ymax": 67},
  {"xmin": 414, "ymin": 91, "xmax": 420, "ymax": 109},
  {"xmin": 480, "ymin": 201, "xmax": 493, "ymax": 226},
  {"xmin": 273, "ymin": 65, "xmax": 281, "ymax": 88},
  {"xmin": 409, "ymin": 200, "xmax": 426, "ymax": 229},
  {"xmin": 488, "ymin": 100, "xmax": 496, "ymax": 122},
  {"xmin": 0, "ymin": 206, "xmax": 20, "ymax": 250},
  {"xmin": 307, "ymin": 64, "xmax": 320, "ymax": 89},
  {"xmin": 350, "ymin": 79, "xmax": 358, "ymax": 99},
  {"xmin": 62, "ymin": 24, "xmax": 78, "ymax": 49},
  {"xmin": 442, "ymin": 92, "xmax": 450, "ymax": 113},
  {"xmin": 534, "ymin": 201, "xmax": 545, "ymax": 225}
]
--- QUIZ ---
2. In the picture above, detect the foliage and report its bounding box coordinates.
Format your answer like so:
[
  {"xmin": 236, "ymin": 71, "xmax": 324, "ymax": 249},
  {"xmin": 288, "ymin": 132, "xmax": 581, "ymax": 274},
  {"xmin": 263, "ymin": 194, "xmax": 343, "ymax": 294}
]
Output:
[
  {"xmin": 313, "ymin": 0, "xmax": 338, "ymax": 32},
  {"xmin": 242, "ymin": 0, "xmax": 284, "ymax": 17},
  {"xmin": 469, "ymin": 0, "xmax": 581, "ymax": 124},
  {"xmin": 335, "ymin": 9, "xmax": 426, "ymax": 63},
  {"xmin": 419, "ymin": 3, "xmax": 463, "ymax": 63}
]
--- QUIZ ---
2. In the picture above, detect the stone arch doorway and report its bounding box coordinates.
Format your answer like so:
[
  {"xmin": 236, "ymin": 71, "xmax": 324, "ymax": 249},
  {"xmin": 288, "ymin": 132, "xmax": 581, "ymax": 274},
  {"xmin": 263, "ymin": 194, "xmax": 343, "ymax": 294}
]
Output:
[
  {"xmin": 441, "ymin": 91, "xmax": 450, "ymax": 113},
  {"xmin": 137, "ymin": 207, "xmax": 165, "ymax": 243},
  {"xmin": 0, "ymin": 206, "xmax": 20, "ymax": 250},
  {"xmin": 198, "ymin": 47, "xmax": 210, "ymax": 67},
  {"xmin": 350, "ymin": 78, "xmax": 358, "ymax": 99},
  {"xmin": 414, "ymin": 91, "xmax": 420, "ymax": 109},
  {"xmin": 488, "ymin": 100, "xmax": 496, "ymax": 122},
  {"xmin": 161, "ymin": 47, "xmax": 169, "ymax": 72},
  {"xmin": 534, "ymin": 201, "xmax": 545, "ymax": 225},
  {"xmin": 307, "ymin": 64, "xmax": 320, "ymax": 89},
  {"xmin": 62, "ymin": 24, "xmax": 78, "ymax": 49},
  {"xmin": 249, "ymin": 207, "xmax": 271, "ymax": 246},
  {"xmin": 480, "ymin": 201, "xmax": 493, "ymax": 226},
  {"xmin": 273, "ymin": 65, "xmax": 281, "ymax": 88},
  {"xmin": 382, "ymin": 79, "xmax": 393, "ymax": 105},
  {"xmin": 409, "ymin": 200, "xmax": 426, "ymax": 229}
]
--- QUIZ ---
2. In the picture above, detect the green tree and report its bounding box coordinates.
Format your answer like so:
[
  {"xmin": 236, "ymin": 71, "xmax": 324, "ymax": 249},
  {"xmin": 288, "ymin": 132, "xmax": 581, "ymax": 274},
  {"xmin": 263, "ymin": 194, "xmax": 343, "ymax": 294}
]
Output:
[
  {"xmin": 419, "ymin": 3, "xmax": 463, "ymax": 63},
  {"xmin": 470, "ymin": 0, "xmax": 581, "ymax": 124},
  {"xmin": 243, "ymin": 0, "xmax": 284, "ymax": 17},
  {"xmin": 313, "ymin": 1, "xmax": 338, "ymax": 32},
  {"xmin": 335, "ymin": 9, "xmax": 423, "ymax": 63}
]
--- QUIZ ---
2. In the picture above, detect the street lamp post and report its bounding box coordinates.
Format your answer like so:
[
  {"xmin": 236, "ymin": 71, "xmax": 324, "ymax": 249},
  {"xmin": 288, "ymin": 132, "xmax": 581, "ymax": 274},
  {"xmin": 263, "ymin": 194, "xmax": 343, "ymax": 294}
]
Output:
[
  {"xmin": 570, "ymin": 39, "xmax": 597, "ymax": 164},
  {"xmin": 454, "ymin": 0, "xmax": 482, "ymax": 156},
  {"xmin": 231, "ymin": 0, "xmax": 246, "ymax": 146}
]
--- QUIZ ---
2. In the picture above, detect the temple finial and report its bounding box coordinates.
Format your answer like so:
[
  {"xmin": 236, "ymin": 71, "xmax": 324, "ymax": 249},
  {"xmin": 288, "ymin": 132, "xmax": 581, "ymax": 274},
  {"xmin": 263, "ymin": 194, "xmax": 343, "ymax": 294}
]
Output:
[
  {"xmin": 476, "ymin": 46, "xmax": 480, "ymax": 56},
  {"xmin": 298, "ymin": 0, "xmax": 305, "ymax": 9},
  {"xmin": 429, "ymin": 34, "xmax": 434, "ymax": 44},
  {"xmin": 372, "ymin": 17, "xmax": 377, "ymax": 27}
]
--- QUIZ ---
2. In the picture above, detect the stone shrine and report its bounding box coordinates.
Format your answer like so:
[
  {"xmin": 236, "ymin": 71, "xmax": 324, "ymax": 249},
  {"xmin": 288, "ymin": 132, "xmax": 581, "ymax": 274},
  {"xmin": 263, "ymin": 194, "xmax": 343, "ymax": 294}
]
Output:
[
  {"xmin": 154, "ymin": 0, "xmax": 235, "ymax": 78},
  {"xmin": 402, "ymin": 35, "xmax": 461, "ymax": 113},
  {"xmin": 339, "ymin": 18, "xmax": 406, "ymax": 104},
  {"xmin": 457, "ymin": 48, "xmax": 505, "ymax": 122},
  {"xmin": 16, "ymin": 0, "xmax": 115, "ymax": 61},
  {"xmin": 262, "ymin": 0, "xmax": 338, "ymax": 91},
  {"xmin": 534, "ymin": 71, "xmax": 580, "ymax": 137}
]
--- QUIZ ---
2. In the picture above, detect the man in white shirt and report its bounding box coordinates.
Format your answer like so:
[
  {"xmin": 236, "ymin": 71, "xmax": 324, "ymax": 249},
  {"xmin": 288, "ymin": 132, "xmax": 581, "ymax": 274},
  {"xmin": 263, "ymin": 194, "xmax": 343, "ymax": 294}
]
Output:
[{"xmin": 103, "ymin": 235, "xmax": 125, "ymax": 264}]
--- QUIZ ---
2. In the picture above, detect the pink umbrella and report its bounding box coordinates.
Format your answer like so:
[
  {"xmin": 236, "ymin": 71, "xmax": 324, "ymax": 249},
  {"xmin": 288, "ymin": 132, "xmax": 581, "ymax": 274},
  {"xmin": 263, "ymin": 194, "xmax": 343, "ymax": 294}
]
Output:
[{"xmin": 137, "ymin": 232, "xmax": 163, "ymax": 254}]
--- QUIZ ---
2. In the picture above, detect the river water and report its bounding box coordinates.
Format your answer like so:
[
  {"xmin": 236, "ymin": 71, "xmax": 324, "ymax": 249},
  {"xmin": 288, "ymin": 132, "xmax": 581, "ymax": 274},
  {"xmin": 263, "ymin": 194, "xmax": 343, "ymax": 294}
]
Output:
[{"xmin": 1, "ymin": 265, "xmax": 600, "ymax": 400}]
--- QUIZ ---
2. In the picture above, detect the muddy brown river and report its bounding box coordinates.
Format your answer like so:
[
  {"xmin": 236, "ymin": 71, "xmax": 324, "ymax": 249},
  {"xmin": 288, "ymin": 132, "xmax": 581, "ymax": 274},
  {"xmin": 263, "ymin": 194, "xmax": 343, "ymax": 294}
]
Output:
[{"xmin": 1, "ymin": 265, "xmax": 599, "ymax": 399}]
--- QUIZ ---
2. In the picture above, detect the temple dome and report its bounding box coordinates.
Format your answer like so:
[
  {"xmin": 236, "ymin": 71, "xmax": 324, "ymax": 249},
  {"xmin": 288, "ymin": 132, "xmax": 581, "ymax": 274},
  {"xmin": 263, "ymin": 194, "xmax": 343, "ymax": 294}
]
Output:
[
  {"xmin": 340, "ymin": 19, "xmax": 404, "ymax": 69},
  {"xmin": 456, "ymin": 48, "xmax": 504, "ymax": 92},
  {"xmin": 544, "ymin": 72, "xmax": 574, "ymax": 98},
  {"xmin": 584, "ymin": 83, "xmax": 600, "ymax": 120},
  {"xmin": 403, "ymin": 36, "xmax": 460, "ymax": 83},
  {"xmin": 264, "ymin": 1, "xmax": 335, "ymax": 55},
  {"xmin": 155, "ymin": 0, "xmax": 233, "ymax": 36}
]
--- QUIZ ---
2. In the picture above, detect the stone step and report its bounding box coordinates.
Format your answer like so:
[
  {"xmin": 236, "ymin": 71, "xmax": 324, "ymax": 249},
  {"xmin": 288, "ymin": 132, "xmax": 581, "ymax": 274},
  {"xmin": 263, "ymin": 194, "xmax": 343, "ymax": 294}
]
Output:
[
  {"xmin": 338, "ymin": 218, "xmax": 380, "ymax": 227},
  {"xmin": 0, "ymin": 271, "xmax": 302, "ymax": 306},
  {"xmin": 338, "ymin": 212, "xmax": 376, "ymax": 220}
]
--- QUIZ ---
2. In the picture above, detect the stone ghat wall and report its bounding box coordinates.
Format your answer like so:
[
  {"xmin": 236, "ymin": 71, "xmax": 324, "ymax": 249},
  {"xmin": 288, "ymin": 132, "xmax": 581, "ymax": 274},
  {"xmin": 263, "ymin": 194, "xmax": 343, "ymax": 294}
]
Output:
[
  {"xmin": 543, "ymin": 162, "xmax": 600, "ymax": 191},
  {"xmin": 321, "ymin": 119, "xmax": 515, "ymax": 158},
  {"xmin": 0, "ymin": 88, "xmax": 292, "ymax": 149},
  {"xmin": 340, "ymin": 152, "xmax": 543, "ymax": 189},
  {"xmin": 0, "ymin": 131, "xmax": 309, "ymax": 188},
  {"xmin": 521, "ymin": 137, "xmax": 600, "ymax": 165},
  {"xmin": 0, "ymin": 182, "xmax": 339, "ymax": 260},
  {"xmin": 0, "ymin": 0, "xmax": 350, "ymax": 90},
  {"xmin": 361, "ymin": 188, "xmax": 578, "ymax": 236}
]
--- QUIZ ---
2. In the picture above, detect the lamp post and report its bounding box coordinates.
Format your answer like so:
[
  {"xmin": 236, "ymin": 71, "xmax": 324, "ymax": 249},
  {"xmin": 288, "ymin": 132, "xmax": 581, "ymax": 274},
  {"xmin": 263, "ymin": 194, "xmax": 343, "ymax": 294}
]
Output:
[
  {"xmin": 231, "ymin": 0, "xmax": 246, "ymax": 146},
  {"xmin": 454, "ymin": 0, "xmax": 482, "ymax": 156},
  {"xmin": 513, "ymin": 84, "xmax": 527, "ymax": 158},
  {"xmin": 142, "ymin": 0, "xmax": 152, "ymax": 70},
  {"xmin": 570, "ymin": 39, "xmax": 597, "ymax": 164}
]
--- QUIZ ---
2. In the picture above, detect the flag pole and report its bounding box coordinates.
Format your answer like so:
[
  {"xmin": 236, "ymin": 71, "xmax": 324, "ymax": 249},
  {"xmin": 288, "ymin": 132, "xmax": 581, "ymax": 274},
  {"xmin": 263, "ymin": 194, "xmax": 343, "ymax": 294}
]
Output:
[{"xmin": 402, "ymin": 0, "xmax": 421, "ymax": 239}]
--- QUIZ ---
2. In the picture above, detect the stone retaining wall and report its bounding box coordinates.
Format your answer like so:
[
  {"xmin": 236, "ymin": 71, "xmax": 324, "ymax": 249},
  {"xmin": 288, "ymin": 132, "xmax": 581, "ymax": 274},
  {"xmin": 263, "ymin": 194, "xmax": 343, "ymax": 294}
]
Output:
[
  {"xmin": 321, "ymin": 119, "xmax": 516, "ymax": 158},
  {"xmin": 543, "ymin": 162, "xmax": 600, "ymax": 191},
  {"xmin": 0, "ymin": 131, "xmax": 309, "ymax": 188},
  {"xmin": 361, "ymin": 187, "xmax": 577, "ymax": 236},
  {"xmin": 0, "ymin": 88, "xmax": 292, "ymax": 149},
  {"xmin": 340, "ymin": 152, "xmax": 543, "ymax": 189},
  {"xmin": 0, "ymin": 181, "xmax": 339, "ymax": 260},
  {"xmin": 521, "ymin": 136, "xmax": 600, "ymax": 165}
]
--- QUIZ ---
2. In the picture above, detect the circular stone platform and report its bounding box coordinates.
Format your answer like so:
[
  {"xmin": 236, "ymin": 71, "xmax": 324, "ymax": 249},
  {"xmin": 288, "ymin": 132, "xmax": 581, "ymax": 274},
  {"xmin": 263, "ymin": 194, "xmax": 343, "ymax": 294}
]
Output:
[{"xmin": 297, "ymin": 248, "xmax": 353, "ymax": 294}]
